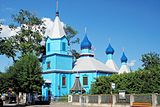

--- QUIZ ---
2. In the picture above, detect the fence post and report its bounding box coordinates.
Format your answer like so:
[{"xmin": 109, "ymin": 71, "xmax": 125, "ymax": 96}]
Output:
[
  {"xmin": 152, "ymin": 94, "xmax": 157, "ymax": 107},
  {"xmin": 79, "ymin": 95, "xmax": 82, "ymax": 104},
  {"xmin": 130, "ymin": 94, "xmax": 134, "ymax": 106},
  {"xmin": 98, "ymin": 95, "xmax": 101, "ymax": 104},
  {"xmin": 86, "ymin": 95, "xmax": 88, "ymax": 104},
  {"xmin": 68, "ymin": 95, "xmax": 72, "ymax": 102},
  {"xmin": 112, "ymin": 94, "xmax": 116, "ymax": 105}
]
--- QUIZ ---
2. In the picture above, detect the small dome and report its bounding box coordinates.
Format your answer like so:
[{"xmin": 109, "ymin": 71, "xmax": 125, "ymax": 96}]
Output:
[
  {"xmin": 80, "ymin": 35, "xmax": 92, "ymax": 50},
  {"xmin": 121, "ymin": 52, "xmax": 128, "ymax": 63},
  {"xmin": 106, "ymin": 44, "xmax": 114, "ymax": 55}
]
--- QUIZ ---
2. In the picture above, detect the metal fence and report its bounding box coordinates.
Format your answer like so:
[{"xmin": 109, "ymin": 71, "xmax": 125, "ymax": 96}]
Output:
[
  {"xmin": 156, "ymin": 94, "xmax": 160, "ymax": 105},
  {"xmin": 70, "ymin": 94, "xmax": 160, "ymax": 106},
  {"xmin": 101, "ymin": 94, "xmax": 111, "ymax": 103},
  {"xmin": 134, "ymin": 94, "xmax": 152, "ymax": 103},
  {"xmin": 72, "ymin": 95, "xmax": 79, "ymax": 102},
  {"xmin": 88, "ymin": 95, "xmax": 98, "ymax": 103},
  {"xmin": 116, "ymin": 94, "xmax": 130, "ymax": 104}
]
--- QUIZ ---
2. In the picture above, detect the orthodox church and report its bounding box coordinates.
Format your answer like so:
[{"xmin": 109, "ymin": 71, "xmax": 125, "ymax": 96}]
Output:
[{"xmin": 41, "ymin": 5, "xmax": 130, "ymax": 100}]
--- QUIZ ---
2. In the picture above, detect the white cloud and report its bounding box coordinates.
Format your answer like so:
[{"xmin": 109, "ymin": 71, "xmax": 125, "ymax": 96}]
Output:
[
  {"xmin": 127, "ymin": 60, "xmax": 136, "ymax": 67},
  {"xmin": 0, "ymin": 19, "xmax": 5, "ymax": 23},
  {"xmin": 0, "ymin": 25, "xmax": 18, "ymax": 38},
  {"xmin": 0, "ymin": 17, "xmax": 55, "ymax": 38},
  {"xmin": 5, "ymin": 7, "xmax": 15, "ymax": 12}
]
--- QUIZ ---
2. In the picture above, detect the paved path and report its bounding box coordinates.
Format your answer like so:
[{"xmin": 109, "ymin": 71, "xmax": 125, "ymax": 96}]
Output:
[
  {"xmin": 4, "ymin": 102, "xmax": 83, "ymax": 107},
  {"xmin": 28, "ymin": 102, "xmax": 81, "ymax": 107}
]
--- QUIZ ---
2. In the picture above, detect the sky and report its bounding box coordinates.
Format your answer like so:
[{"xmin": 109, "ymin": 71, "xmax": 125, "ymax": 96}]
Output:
[{"xmin": 0, "ymin": 0, "xmax": 160, "ymax": 72}]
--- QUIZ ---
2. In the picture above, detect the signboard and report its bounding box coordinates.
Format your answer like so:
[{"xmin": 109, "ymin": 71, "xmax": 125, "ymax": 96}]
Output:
[
  {"xmin": 119, "ymin": 90, "xmax": 126, "ymax": 100},
  {"xmin": 111, "ymin": 83, "xmax": 115, "ymax": 89}
]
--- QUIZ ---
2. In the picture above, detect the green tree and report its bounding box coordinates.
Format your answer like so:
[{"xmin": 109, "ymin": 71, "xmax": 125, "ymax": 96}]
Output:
[
  {"xmin": 7, "ymin": 53, "xmax": 44, "ymax": 93},
  {"xmin": 90, "ymin": 52, "xmax": 160, "ymax": 94},
  {"xmin": 64, "ymin": 25, "xmax": 80, "ymax": 59},
  {"xmin": 0, "ymin": 9, "xmax": 45, "ymax": 62},
  {"xmin": 0, "ymin": 71, "xmax": 13, "ymax": 93},
  {"xmin": 0, "ymin": 10, "xmax": 80, "ymax": 61},
  {"xmin": 0, "ymin": 37, "xmax": 17, "ymax": 62},
  {"xmin": 141, "ymin": 52, "xmax": 160, "ymax": 70},
  {"xmin": 64, "ymin": 25, "xmax": 79, "ymax": 45},
  {"xmin": 90, "ymin": 76, "xmax": 111, "ymax": 94}
]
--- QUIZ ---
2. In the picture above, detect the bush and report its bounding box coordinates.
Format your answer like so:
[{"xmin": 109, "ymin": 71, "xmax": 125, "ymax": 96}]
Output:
[{"xmin": 90, "ymin": 67, "xmax": 160, "ymax": 94}]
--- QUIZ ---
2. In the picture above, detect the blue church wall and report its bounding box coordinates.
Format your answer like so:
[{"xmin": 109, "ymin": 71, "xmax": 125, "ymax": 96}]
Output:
[
  {"xmin": 42, "ymin": 72, "xmax": 72, "ymax": 98},
  {"xmin": 97, "ymin": 72, "xmax": 113, "ymax": 77},
  {"xmin": 55, "ymin": 55, "xmax": 73, "ymax": 70},
  {"xmin": 42, "ymin": 56, "xmax": 56, "ymax": 71},
  {"xmin": 42, "ymin": 71, "xmax": 114, "ymax": 98},
  {"xmin": 71, "ymin": 72, "xmax": 97, "ymax": 94},
  {"xmin": 42, "ymin": 55, "xmax": 73, "ymax": 71},
  {"xmin": 42, "ymin": 73, "xmax": 55, "ymax": 100},
  {"xmin": 46, "ymin": 36, "xmax": 69, "ymax": 55},
  {"xmin": 57, "ymin": 73, "xmax": 72, "ymax": 96}
]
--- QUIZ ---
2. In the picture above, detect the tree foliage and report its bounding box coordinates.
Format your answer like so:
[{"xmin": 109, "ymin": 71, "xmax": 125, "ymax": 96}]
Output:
[
  {"xmin": 64, "ymin": 25, "xmax": 80, "ymax": 59},
  {"xmin": 0, "ymin": 10, "xmax": 45, "ymax": 93},
  {"xmin": 0, "ymin": 37, "xmax": 17, "ymax": 61},
  {"xmin": 91, "ymin": 68, "xmax": 160, "ymax": 94},
  {"xmin": 0, "ymin": 72, "xmax": 13, "ymax": 93},
  {"xmin": 64, "ymin": 25, "xmax": 79, "ymax": 45},
  {"xmin": 6, "ymin": 53, "xmax": 44, "ymax": 93},
  {"xmin": 141, "ymin": 52, "xmax": 160, "ymax": 70},
  {"xmin": 0, "ymin": 9, "xmax": 45, "ymax": 62},
  {"xmin": 91, "ymin": 52, "xmax": 160, "ymax": 94}
]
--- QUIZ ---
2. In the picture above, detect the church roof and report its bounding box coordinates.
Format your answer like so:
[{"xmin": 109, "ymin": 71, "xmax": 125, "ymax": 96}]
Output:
[
  {"xmin": 70, "ymin": 75, "xmax": 85, "ymax": 93},
  {"xmin": 119, "ymin": 64, "xmax": 130, "ymax": 74},
  {"xmin": 72, "ymin": 57, "xmax": 117, "ymax": 73},
  {"xmin": 49, "ymin": 16, "xmax": 66, "ymax": 39},
  {"xmin": 106, "ymin": 44, "xmax": 114, "ymax": 55},
  {"xmin": 80, "ymin": 35, "xmax": 92, "ymax": 50},
  {"xmin": 105, "ymin": 60, "xmax": 119, "ymax": 72}
]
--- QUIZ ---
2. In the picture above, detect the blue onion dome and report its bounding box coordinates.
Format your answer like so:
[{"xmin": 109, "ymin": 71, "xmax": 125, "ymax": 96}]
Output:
[
  {"xmin": 105, "ymin": 44, "xmax": 114, "ymax": 55},
  {"xmin": 121, "ymin": 52, "xmax": 128, "ymax": 63},
  {"xmin": 80, "ymin": 35, "xmax": 92, "ymax": 50}
]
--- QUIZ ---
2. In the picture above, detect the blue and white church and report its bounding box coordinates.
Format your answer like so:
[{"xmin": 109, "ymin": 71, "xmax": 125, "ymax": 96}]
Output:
[{"xmin": 41, "ymin": 6, "xmax": 130, "ymax": 99}]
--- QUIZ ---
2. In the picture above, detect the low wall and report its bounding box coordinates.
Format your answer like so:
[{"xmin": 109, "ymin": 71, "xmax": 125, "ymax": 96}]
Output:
[{"xmin": 68, "ymin": 94, "xmax": 160, "ymax": 107}]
